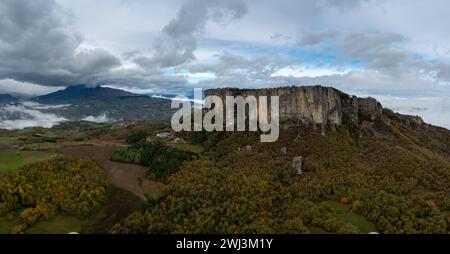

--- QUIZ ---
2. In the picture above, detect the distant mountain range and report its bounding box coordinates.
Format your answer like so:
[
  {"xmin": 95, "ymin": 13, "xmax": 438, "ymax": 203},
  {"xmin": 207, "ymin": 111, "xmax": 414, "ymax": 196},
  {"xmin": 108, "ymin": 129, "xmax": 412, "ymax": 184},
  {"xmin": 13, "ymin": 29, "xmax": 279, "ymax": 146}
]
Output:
[
  {"xmin": 0, "ymin": 85, "xmax": 176, "ymax": 128},
  {"xmin": 1, "ymin": 84, "xmax": 448, "ymax": 132},
  {"xmin": 34, "ymin": 85, "xmax": 143, "ymax": 103},
  {"xmin": 0, "ymin": 94, "xmax": 18, "ymax": 104},
  {"xmin": 35, "ymin": 85, "xmax": 176, "ymax": 122}
]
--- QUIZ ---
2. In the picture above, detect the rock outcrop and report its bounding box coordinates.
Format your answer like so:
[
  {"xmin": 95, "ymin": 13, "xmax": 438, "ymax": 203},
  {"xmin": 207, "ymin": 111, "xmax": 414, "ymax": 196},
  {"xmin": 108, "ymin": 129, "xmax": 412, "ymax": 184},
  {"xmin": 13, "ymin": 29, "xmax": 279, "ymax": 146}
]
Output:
[
  {"xmin": 292, "ymin": 156, "xmax": 304, "ymax": 175},
  {"xmin": 383, "ymin": 108, "xmax": 424, "ymax": 127},
  {"xmin": 205, "ymin": 85, "xmax": 383, "ymax": 127}
]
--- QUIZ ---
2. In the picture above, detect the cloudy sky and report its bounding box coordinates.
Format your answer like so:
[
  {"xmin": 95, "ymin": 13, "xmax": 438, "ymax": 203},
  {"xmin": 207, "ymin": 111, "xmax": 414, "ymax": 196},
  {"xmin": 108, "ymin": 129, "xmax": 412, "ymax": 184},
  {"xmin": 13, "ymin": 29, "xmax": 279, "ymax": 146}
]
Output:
[{"xmin": 1, "ymin": 0, "xmax": 450, "ymax": 127}]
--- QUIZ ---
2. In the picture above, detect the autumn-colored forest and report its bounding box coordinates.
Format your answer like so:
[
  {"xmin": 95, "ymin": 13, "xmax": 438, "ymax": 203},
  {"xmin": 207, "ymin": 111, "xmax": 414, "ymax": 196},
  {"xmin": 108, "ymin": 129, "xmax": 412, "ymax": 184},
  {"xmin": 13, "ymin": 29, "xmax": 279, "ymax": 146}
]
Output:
[{"xmin": 1, "ymin": 110, "xmax": 450, "ymax": 234}]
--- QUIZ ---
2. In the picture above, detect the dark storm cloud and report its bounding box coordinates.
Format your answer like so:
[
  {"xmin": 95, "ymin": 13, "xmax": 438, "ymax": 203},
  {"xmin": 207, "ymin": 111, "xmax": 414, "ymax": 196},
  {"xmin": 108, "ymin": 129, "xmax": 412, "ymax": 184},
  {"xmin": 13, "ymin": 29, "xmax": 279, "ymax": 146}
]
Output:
[
  {"xmin": 134, "ymin": 0, "xmax": 247, "ymax": 69},
  {"xmin": 0, "ymin": 0, "xmax": 248, "ymax": 93},
  {"xmin": 0, "ymin": 0, "xmax": 120, "ymax": 86}
]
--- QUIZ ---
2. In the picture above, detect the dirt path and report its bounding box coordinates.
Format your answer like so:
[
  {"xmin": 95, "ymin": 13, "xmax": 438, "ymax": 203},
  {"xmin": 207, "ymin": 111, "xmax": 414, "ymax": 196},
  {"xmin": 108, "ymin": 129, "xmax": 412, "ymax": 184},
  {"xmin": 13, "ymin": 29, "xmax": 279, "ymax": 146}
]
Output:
[
  {"xmin": 60, "ymin": 145, "xmax": 147, "ymax": 199},
  {"xmin": 82, "ymin": 186, "xmax": 142, "ymax": 234},
  {"xmin": 0, "ymin": 144, "xmax": 19, "ymax": 150}
]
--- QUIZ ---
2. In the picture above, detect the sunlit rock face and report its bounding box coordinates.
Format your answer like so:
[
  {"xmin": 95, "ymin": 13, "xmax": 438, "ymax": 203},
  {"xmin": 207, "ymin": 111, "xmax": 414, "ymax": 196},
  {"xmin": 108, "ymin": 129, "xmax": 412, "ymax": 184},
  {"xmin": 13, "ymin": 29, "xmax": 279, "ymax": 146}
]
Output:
[{"xmin": 205, "ymin": 85, "xmax": 384, "ymax": 127}]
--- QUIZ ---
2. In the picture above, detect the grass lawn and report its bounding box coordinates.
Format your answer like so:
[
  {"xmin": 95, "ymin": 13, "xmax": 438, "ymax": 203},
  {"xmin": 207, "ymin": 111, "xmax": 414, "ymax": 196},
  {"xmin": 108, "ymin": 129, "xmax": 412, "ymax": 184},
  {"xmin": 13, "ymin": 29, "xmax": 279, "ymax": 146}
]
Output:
[
  {"xmin": 0, "ymin": 216, "xmax": 20, "ymax": 234},
  {"xmin": 141, "ymin": 179, "xmax": 166, "ymax": 201},
  {"xmin": 307, "ymin": 226, "xmax": 330, "ymax": 234},
  {"xmin": 320, "ymin": 201, "xmax": 377, "ymax": 234},
  {"xmin": 22, "ymin": 143, "xmax": 61, "ymax": 151},
  {"xmin": 0, "ymin": 136, "xmax": 20, "ymax": 145},
  {"xmin": 1, "ymin": 214, "xmax": 82, "ymax": 234},
  {"xmin": 0, "ymin": 149, "xmax": 55, "ymax": 172},
  {"xmin": 32, "ymin": 133, "xmax": 60, "ymax": 143},
  {"xmin": 172, "ymin": 143, "xmax": 205, "ymax": 154},
  {"xmin": 26, "ymin": 215, "xmax": 83, "ymax": 234}
]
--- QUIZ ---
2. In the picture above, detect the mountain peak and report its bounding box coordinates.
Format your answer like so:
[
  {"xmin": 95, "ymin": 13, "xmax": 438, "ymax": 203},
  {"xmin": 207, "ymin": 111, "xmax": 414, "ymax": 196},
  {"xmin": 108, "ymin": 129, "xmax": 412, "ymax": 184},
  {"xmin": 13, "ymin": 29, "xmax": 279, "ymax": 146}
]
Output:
[
  {"xmin": 65, "ymin": 84, "xmax": 89, "ymax": 89},
  {"xmin": 34, "ymin": 85, "xmax": 141, "ymax": 103},
  {"xmin": 0, "ymin": 93, "xmax": 18, "ymax": 104}
]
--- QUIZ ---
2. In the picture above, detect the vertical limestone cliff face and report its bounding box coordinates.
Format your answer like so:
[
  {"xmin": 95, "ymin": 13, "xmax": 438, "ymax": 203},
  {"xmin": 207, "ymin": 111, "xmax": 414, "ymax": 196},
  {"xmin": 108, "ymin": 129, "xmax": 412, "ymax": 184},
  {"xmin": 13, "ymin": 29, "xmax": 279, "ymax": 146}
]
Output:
[{"xmin": 204, "ymin": 86, "xmax": 383, "ymax": 126}]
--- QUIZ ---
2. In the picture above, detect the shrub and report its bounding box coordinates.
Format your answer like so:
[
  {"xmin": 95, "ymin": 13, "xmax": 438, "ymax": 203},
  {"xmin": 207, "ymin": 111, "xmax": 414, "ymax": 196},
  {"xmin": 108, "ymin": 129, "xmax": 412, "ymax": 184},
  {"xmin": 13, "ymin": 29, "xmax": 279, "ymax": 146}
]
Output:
[
  {"xmin": 111, "ymin": 142, "xmax": 197, "ymax": 180},
  {"xmin": 111, "ymin": 148, "xmax": 141, "ymax": 164},
  {"xmin": 20, "ymin": 203, "xmax": 56, "ymax": 225},
  {"xmin": 126, "ymin": 131, "xmax": 148, "ymax": 144}
]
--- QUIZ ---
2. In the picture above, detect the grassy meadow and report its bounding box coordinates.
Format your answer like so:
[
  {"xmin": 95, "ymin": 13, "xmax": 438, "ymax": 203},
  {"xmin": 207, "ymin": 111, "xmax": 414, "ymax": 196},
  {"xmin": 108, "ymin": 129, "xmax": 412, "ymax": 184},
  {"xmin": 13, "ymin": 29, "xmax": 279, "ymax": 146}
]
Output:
[{"xmin": 0, "ymin": 149, "xmax": 55, "ymax": 172}]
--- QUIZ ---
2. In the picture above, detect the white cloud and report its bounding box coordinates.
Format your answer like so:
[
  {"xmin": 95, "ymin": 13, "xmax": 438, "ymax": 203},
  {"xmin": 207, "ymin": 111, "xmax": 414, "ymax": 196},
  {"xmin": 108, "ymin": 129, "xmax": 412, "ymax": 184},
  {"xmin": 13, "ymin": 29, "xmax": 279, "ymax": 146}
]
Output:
[
  {"xmin": 22, "ymin": 101, "xmax": 71, "ymax": 109},
  {"xmin": 372, "ymin": 95, "xmax": 450, "ymax": 129},
  {"xmin": 0, "ymin": 79, "xmax": 64, "ymax": 97},
  {"xmin": 0, "ymin": 104, "xmax": 67, "ymax": 130},
  {"xmin": 82, "ymin": 113, "xmax": 116, "ymax": 123},
  {"xmin": 272, "ymin": 66, "xmax": 349, "ymax": 78}
]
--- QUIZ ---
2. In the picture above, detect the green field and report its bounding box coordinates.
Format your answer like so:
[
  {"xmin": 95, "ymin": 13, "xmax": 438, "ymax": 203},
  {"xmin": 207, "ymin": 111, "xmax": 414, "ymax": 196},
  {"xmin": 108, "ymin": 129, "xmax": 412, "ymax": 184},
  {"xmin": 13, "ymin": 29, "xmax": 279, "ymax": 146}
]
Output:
[
  {"xmin": 22, "ymin": 143, "xmax": 61, "ymax": 151},
  {"xmin": 0, "ymin": 136, "xmax": 20, "ymax": 145},
  {"xmin": 307, "ymin": 226, "xmax": 331, "ymax": 234},
  {"xmin": 0, "ymin": 216, "xmax": 20, "ymax": 234},
  {"xmin": 0, "ymin": 149, "xmax": 55, "ymax": 172},
  {"xmin": 2, "ymin": 215, "xmax": 84, "ymax": 234},
  {"xmin": 320, "ymin": 201, "xmax": 377, "ymax": 234},
  {"xmin": 26, "ymin": 216, "xmax": 83, "ymax": 234}
]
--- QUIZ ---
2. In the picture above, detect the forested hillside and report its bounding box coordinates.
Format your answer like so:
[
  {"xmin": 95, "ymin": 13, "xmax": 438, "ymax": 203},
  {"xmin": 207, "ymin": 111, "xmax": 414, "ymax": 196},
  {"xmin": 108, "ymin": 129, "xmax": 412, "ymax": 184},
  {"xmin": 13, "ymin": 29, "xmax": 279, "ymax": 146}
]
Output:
[
  {"xmin": 113, "ymin": 111, "xmax": 450, "ymax": 234},
  {"xmin": 0, "ymin": 157, "xmax": 108, "ymax": 233}
]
